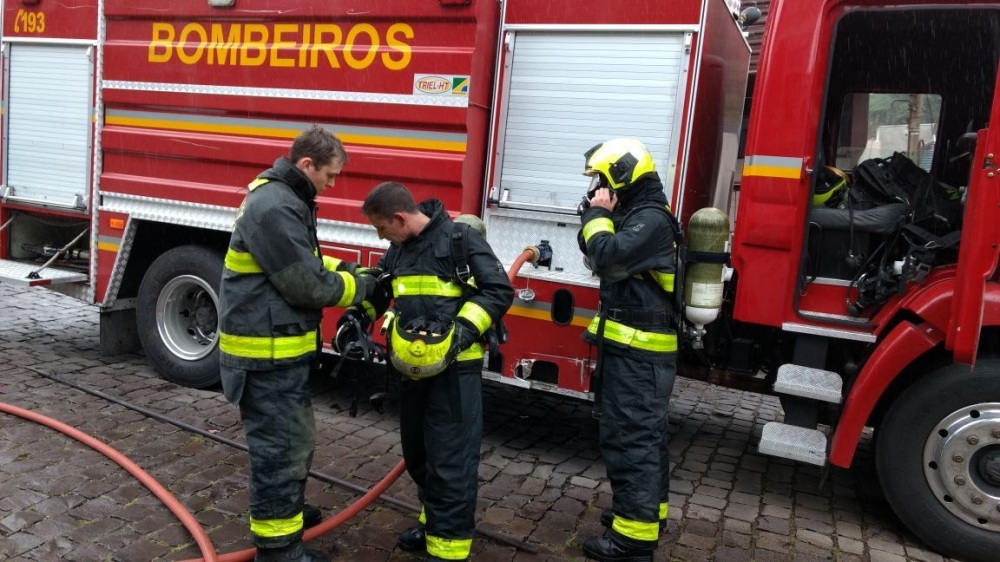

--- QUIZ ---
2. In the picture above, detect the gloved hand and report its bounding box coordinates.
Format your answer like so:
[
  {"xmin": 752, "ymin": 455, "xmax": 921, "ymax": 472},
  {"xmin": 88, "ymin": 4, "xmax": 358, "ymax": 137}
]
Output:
[
  {"xmin": 355, "ymin": 266, "xmax": 383, "ymax": 279},
  {"xmin": 353, "ymin": 272, "xmax": 379, "ymax": 304},
  {"xmin": 450, "ymin": 318, "xmax": 480, "ymax": 358}
]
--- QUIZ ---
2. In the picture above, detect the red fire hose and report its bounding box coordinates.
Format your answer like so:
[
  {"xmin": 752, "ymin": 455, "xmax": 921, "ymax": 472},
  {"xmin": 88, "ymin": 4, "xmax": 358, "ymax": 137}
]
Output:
[
  {"xmin": 0, "ymin": 401, "xmax": 220, "ymax": 562},
  {"xmin": 2, "ymin": 245, "xmax": 543, "ymax": 561},
  {"xmin": 181, "ymin": 460, "xmax": 408, "ymax": 562}
]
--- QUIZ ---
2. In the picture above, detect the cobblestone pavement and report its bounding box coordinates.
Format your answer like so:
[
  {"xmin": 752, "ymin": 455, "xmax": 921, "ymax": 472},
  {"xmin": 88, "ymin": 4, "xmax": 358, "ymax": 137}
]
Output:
[{"xmin": 0, "ymin": 283, "xmax": 958, "ymax": 562}]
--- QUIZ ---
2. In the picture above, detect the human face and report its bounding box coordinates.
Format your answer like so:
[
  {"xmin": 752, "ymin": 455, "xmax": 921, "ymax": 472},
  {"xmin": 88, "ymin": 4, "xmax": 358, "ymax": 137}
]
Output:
[
  {"xmin": 367, "ymin": 213, "xmax": 408, "ymax": 245},
  {"xmin": 302, "ymin": 157, "xmax": 344, "ymax": 196}
]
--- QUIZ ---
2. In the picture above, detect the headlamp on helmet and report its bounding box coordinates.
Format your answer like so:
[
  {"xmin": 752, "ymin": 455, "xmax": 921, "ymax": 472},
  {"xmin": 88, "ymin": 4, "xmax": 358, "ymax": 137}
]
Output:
[{"xmin": 583, "ymin": 138, "xmax": 657, "ymax": 191}]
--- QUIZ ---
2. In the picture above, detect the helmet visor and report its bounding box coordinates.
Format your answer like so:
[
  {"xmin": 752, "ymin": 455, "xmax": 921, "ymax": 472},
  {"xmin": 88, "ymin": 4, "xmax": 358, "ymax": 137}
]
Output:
[{"xmin": 586, "ymin": 174, "xmax": 606, "ymax": 199}]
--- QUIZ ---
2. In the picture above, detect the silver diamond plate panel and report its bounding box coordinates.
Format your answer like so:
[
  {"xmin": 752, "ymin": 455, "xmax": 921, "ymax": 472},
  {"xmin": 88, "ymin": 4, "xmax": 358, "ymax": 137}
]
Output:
[
  {"xmin": 51, "ymin": 282, "xmax": 92, "ymax": 301},
  {"xmin": 0, "ymin": 259, "xmax": 88, "ymax": 286},
  {"xmin": 101, "ymin": 193, "xmax": 238, "ymax": 232},
  {"xmin": 758, "ymin": 422, "xmax": 827, "ymax": 466},
  {"xmin": 484, "ymin": 207, "xmax": 599, "ymax": 288},
  {"xmin": 774, "ymin": 364, "xmax": 842, "ymax": 403},
  {"xmin": 102, "ymin": 81, "xmax": 469, "ymax": 108},
  {"xmin": 102, "ymin": 218, "xmax": 138, "ymax": 307},
  {"xmin": 100, "ymin": 193, "xmax": 386, "ymax": 250},
  {"xmin": 91, "ymin": 0, "xmax": 108, "ymax": 306}
]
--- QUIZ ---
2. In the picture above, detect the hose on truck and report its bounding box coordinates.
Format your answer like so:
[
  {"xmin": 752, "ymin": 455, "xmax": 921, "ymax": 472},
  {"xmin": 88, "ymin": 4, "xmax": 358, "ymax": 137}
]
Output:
[{"xmin": 3, "ymin": 245, "xmax": 543, "ymax": 560}]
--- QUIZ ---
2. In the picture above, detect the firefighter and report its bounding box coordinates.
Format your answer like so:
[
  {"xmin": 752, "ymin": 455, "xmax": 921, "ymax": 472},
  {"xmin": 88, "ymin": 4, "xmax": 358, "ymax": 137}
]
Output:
[
  {"xmin": 577, "ymin": 139, "xmax": 678, "ymax": 562},
  {"xmin": 353, "ymin": 181, "xmax": 513, "ymax": 562},
  {"xmin": 218, "ymin": 125, "xmax": 378, "ymax": 562}
]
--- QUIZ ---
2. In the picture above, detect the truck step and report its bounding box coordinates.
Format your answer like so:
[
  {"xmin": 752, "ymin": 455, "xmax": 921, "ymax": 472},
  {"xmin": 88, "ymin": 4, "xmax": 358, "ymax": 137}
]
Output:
[
  {"xmin": 774, "ymin": 364, "xmax": 842, "ymax": 403},
  {"xmin": 0, "ymin": 259, "xmax": 87, "ymax": 287},
  {"xmin": 758, "ymin": 422, "xmax": 827, "ymax": 466}
]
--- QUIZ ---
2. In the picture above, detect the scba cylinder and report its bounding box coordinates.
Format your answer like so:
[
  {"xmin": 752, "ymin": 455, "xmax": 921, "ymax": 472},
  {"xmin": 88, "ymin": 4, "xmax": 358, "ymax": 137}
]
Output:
[{"xmin": 683, "ymin": 207, "xmax": 730, "ymax": 327}]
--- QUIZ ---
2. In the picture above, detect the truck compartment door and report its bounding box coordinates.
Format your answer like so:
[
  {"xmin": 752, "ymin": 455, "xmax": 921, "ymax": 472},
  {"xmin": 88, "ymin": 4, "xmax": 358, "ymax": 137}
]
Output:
[
  {"xmin": 485, "ymin": 30, "xmax": 690, "ymax": 275},
  {"xmin": 3, "ymin": 44, "xmax": 92, "ymax": 209},
  {"xmin": 947, "ymin": 61, "xmax": 1000, "ymax": 365},
  {"xmin": 491, "ymin": 31, "xmax": 689, "ymax": 215}
]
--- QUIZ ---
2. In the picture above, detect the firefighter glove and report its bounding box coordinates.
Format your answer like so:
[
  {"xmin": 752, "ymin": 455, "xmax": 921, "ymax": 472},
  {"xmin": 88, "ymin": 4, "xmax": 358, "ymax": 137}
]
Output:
[
  {"xmin": 353, "ymin": 272, "xmax": 379, "ymax": 304},
  {"xmin": 355, "ymin": 266, "xmax": 383, "ymax": 278},
  {"xmin": 451, "ymin": 318, "xmax": 479, "ymax": 356}
]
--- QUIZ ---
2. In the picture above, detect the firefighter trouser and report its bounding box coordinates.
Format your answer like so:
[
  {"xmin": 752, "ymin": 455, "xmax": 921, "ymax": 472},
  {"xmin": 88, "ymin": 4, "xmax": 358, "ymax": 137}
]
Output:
[
  {"xmin": 231, "ymin": 363, "xmax": 316, "ymax": 549},
  {"xmin": 398, "ymin": 360, "xmax": 483, "ymax": 561},
  {"xmin": 598, "ymin": 349, "xmax": 676, "ymax": 549}
]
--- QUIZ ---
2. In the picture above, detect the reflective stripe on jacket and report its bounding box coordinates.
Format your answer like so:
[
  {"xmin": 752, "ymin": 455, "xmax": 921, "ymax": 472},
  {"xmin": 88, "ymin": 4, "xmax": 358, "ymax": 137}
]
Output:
[
  {"xmin": 373, "ymin": 199, "xmax": 513, "ymax": 372},
  {"xmin": 218, "ymin": 157, "xmax": 362, "ymax": 370},
  {"xmin": 580, "ymin": 178, "xmax": 677, "ymax": 357}
]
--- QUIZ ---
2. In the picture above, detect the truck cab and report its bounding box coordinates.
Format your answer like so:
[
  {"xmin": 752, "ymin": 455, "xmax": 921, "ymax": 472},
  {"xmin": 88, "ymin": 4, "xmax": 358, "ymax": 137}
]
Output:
[{"xmin": 721, "ymin": 3, "xmax": 1000, "ymax": 560}]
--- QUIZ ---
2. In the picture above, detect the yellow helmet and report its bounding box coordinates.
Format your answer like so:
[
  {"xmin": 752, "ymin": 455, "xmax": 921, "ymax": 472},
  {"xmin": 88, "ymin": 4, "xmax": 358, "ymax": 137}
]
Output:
[
  {"xmin": 583, "ymin": 138, "xmax": 657, "ymax": 190},
  {"xmin": 812, "ymin": 165, "xmax": 850, "ymax": 207},
  {"xmin": 389, "ymin": 316, "xmax": 456, "ymax": 379}
]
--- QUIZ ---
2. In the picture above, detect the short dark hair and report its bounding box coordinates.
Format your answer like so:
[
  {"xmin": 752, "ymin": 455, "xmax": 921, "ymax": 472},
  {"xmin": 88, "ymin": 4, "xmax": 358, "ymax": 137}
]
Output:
[
  {"xmin": 290, "ymin": 125, "xmax": 348, "ymax": 168},
  {"xmin": 362, "ymin": 182, "xmax": 419, "ymax": 219}
]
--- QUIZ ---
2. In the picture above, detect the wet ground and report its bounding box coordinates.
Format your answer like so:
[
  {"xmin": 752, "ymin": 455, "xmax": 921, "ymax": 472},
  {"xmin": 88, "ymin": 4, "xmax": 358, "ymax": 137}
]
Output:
[{"xmin": 0, "ymin": 283, "xmax": 957, "ymax": 561}]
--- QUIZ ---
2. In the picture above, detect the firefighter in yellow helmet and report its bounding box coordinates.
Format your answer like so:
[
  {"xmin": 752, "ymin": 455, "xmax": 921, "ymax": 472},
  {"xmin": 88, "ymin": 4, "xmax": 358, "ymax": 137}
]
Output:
[
  {"xmin": 357, "ymin": 182, "xmax": 513, "ymax": 562},
  {"xmin": 578, "ymin": 138, "xmax": 678, "ymax": 562}
]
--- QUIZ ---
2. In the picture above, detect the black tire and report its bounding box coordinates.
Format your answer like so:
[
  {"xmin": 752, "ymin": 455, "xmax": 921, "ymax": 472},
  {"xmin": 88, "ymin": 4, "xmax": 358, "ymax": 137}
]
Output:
[
  {"xmin": 876, "ymin": 361, "xmax": 1000, "ymax": 562},
  {"xmin": 136, "ymin": 245, "xmax": 224, "ymax": 388}
]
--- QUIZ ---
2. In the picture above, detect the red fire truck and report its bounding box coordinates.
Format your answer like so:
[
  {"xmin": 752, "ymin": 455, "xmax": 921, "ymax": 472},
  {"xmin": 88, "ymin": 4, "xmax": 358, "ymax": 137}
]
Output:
[{"xmin": 2, "ymin": 0, "xmax": 999, "ymax": 559}]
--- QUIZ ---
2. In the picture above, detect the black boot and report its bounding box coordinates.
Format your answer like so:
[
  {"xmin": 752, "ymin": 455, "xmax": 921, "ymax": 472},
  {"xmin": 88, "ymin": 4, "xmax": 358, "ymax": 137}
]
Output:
[
  {"xmin": 582, "ymin": 536, "xmax": 654, "ymax": 562},
  {"xmin": 600, "ymin": 509, "xmax": 666, "ymax": 534},
  {"xmin": 397, "ymin": 525, "xmax": 426, "ymax": 552},
  {"xmin": 254, "ymin": 540, "xmax": 330, "ymax": 562},
  {"xmin": 303, "ymin": 504, "xmax": 322, "ymax": 529}
]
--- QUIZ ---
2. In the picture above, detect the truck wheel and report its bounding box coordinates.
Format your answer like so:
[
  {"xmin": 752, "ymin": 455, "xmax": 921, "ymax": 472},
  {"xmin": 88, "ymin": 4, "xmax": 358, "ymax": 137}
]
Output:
[
  {"xmin": 136, "ymin": 245, "xmax": 224, "ymax": 388},
  {"xmin": 875, "ymin": 361, "xmax": 1000, "ymax": 562}
]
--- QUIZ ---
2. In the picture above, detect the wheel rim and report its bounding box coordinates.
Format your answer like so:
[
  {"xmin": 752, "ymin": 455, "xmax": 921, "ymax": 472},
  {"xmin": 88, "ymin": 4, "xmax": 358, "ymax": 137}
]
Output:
[
  {"xmin": 155, "ymin": 274, "xmax": 219, "ymax": 362},
  {"xmin": 923, "ymin": 403, "xmax": 1000, "ymax": 530}
]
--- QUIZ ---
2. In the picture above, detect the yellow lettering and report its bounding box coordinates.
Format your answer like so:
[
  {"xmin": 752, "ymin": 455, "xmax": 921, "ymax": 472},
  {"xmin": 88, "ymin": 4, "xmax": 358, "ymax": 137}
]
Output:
[
  {"xmin": 383, "ymin": 23, "xmax": 413, "ymax": 71},
  {"xmin": 270, "ymin": 24, "xmax": 297, "ymax": 68},
  {"xmin": 241, "ymin": 24, "xmax": 268, "ymax": 66},
  {"xmin": 298, "ymin": 24, "xmax": 311, "ymax": 67},
  {"xmin": 177, "ymin": 23, "xmax": 207, "ymax": 64},
  {"xmin": 208, "ymin": 24, "xmax": 241, "ymax": 65},
  {"xmin": 147, "ymin": 20, "xmax": 414, "ymax": 70},
  {"xmin": 149, "ymin": 23, "xmax": 175, "ymax": 63},
  {"xmin": 344, "ymin": 24, "xmax": 378, "ymax": 70},
  {"xmin": 311, "ymin": 25, "xmax": 342, "ymax": 68}
]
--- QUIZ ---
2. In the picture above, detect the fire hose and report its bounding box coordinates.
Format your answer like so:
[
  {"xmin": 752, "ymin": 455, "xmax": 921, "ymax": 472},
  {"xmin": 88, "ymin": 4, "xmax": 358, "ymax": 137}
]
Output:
[
  {"xmin": 0, "ymin": 401, "xmax": 220, "ymax": 562},
  {"xmin": 2, "ymin": 244, "xmax": 544, "ymax": 560}
]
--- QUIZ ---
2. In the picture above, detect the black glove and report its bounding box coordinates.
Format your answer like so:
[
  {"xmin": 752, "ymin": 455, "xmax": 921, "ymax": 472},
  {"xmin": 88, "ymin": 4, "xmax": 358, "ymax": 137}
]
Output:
[
  {"xmin": 353, "ymin": 272, "xmax": 379, "ymax": 304},
  {"xmin": 450, "ymin": 318, "xmax": 480, "ymax": 357},
  {"xmin": 355, "ymin": 266, "xmax": 383, "ymax": 278}
]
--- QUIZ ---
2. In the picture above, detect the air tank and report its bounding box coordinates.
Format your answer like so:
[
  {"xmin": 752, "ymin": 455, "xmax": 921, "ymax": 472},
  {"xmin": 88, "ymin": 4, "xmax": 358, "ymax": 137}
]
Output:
[{"xmin": 683, "ymin": 207, "xmax": 730, "ymax": 328}]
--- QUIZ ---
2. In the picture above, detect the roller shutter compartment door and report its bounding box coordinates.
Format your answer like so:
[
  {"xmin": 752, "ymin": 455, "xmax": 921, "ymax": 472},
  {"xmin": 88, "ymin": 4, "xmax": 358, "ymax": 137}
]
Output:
[
  {"xmin": 497, "ymin": 32, "xmax": 687, "ymax": 211},
  {"xmin": 6, "ymin": 44, "xmax": 92, "ymax": 208}
]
